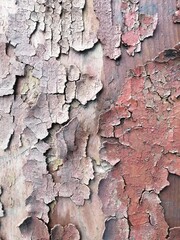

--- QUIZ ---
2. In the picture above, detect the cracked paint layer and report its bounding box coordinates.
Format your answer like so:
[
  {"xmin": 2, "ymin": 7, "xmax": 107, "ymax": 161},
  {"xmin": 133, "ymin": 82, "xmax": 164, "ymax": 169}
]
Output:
[
  {"xmin": 7, "ymin": 0, "xmax": 97, "ymax": 59},
  {"xmin": 121, "ymin": 0, "xmax": 158, "ymax": 56},
  {"xmin": 93, "ymin": 0, "xmax": 158, "ymax": 58},
  {"xmin": 93, "ymin": 0, "xmax": 122, "ymax": 59},
  {"xmin": 99, "ymin": 45, "xmax": 180, "ymax": 239},
  {"xmin": 0, "ymin": 0, "xmax": 102, "ymax": 238},
  {"xmin": 0, "ymin": 0, "xmax": 179, "ymax": 239},
  {"xmin": 49, "ymin": 118, "xmax": 95, "ymax": 206}
]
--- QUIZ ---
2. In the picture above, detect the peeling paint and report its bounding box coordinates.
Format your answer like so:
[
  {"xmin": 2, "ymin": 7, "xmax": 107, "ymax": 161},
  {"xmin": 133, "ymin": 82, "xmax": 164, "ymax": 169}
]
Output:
[
  {"xmin": 0, "ymin": 0, "xmax": 179, "ymax": 239},
  {"xmin": 99, "ymin": 46, "xmax": 180, "ymax": 239},
  {"xmin": 93, "ymin": 0, "xmax": 158, "ymax": 58},
  {"xmin": 19, "ymin": 216, "xmax": 49, "ymax": 240},
  {"xmin": 121, "ymin": 0, "xmax": 158, "ymax": 56}
]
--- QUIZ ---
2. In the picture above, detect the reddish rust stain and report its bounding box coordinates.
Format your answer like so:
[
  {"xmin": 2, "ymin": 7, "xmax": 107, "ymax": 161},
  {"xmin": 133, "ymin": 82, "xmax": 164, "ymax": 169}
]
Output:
[
  {"xmin": 99, "ymin": 46, "xmax": 180, "ymax": 239},
  {"xmin": 93, "ymin": 0, "xmax": 158, "ymax": 58},
  {"xmin": 121, "ymin": 0, "xmax": 158, "ymax": 56}
]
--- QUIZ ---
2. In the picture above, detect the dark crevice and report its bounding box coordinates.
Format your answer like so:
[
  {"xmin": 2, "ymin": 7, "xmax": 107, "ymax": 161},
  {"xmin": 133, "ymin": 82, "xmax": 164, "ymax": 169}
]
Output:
[{"xmin": 159, "ymin": 173, "xmax": 180, "ymax": 228}]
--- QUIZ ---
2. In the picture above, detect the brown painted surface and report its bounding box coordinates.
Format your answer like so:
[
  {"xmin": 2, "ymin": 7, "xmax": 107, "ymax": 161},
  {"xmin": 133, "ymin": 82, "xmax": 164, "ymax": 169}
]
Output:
[
  {"xmin": 0, "ymin": 0, "xmax": 179, "ymax": 239},
  {"xmin": 160, "ymin": 174, "xmax": 180, "ymax": 228}
]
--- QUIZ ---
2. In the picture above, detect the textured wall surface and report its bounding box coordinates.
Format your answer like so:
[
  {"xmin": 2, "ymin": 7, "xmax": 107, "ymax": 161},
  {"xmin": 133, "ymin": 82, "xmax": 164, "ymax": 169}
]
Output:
[{"xmin": 0, "ymin": 0, "xmax": 179, "ymax": 239}]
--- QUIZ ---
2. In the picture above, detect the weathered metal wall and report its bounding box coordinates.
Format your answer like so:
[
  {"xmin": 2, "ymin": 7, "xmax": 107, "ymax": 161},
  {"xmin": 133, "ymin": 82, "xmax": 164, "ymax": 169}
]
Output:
[{"xmin": 0, "ymin": 0, "xmax": 179, "ymax": 239}]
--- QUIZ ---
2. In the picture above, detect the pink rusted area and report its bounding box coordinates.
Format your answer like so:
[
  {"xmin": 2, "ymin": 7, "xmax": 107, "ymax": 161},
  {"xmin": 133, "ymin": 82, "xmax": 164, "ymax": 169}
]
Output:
[
  {"xmin": 121, "ymin": 0, "xmax": 158, "ymax": 56},
  {"xmin": 173, "ymin": 0, "xmax": 180, "ymax": 23},
  {"xmin": 93, "ymin": 0, "xmax": 158, "ymax": 58},
  {"xmin": 99, "ymin": 46, "xmax": 180, "ymax": 239}
]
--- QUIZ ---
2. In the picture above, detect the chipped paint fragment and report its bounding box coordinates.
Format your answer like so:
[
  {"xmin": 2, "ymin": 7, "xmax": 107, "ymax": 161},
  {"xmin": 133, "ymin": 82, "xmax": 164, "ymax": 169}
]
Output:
[
  {"xmin": 19, "ymin": 216, "xmax": 50, "ymax": 240},
  {"xmin": 93, "ymin": 0, "xmax": 158, "ymax": 58},
  {"xmin": 93, "ymin": 0, "xmax": 122, "ymax": 59},
  {"xmin": 0, "ymin": 187, "xmax": 4, "ymax": 218},
  {"xmin": 173, "ymin": 0, "xmax": 180, "ymax": 23},
  {"xmin": 51, "ymin": 223, "xmax": 80, "ymax": 240},
  {"xmin": 121, "ymin": 1, "xmax": 158, "ymax": 55},
  {"xmin": 76, "ymin": 74, "xmax": 103, "ymax": 105}
]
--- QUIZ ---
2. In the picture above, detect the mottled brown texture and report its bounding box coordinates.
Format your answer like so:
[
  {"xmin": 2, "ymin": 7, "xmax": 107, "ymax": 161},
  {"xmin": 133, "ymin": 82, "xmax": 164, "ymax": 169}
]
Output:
[
  {"xmin": 50, "ymin": 223, "xmax": 80, "ymax": 240},
  {"xmin": 19, "ymin": 216, "xmax": 50, "ymax": 240},
  {"xmin": 168, "ymin": 227, "xmax": 180, "ymax": 240},
  {"xmin": 160, "ymin": 174, "xmax": 180, "ymax": 228}
]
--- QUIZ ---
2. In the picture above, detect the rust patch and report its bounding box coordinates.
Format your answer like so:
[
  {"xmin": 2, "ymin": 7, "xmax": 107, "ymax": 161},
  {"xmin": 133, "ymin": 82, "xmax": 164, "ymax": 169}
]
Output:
[
  {"xmin": 99, "ymin": 46, "xmax": 180, "ymax": 239},
  {"xmin": 121, "ymin": 0, "xmax": 158, "ymax": 56},
  {"xmin": 0, "ymin": 0, "xmax": 179, "ymax": 238},
  {"xmin": 93, "ymin": 0, "xmax": 158, "ymax": 58}
]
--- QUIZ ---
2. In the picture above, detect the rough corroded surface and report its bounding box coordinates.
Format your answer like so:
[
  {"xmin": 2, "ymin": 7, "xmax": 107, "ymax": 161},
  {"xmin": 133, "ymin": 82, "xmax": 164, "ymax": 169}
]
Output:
[
  {"xmin": 0, "ymin": 0, "xmax": 179, "ymax": 239},
  {"xmin": 121, "ymin": 0, "xmax": 158, "ymax": 55},
  {"xmin": 93, "ymin": 0, "xmax": 158, "ymax": 58},
  {"xmin": 99, "ymin": 45, "xmax": 180, "ymax": 239},
  {"xmin": 0, "ymin": 0, "xmax": 102, "ymax": 239}
]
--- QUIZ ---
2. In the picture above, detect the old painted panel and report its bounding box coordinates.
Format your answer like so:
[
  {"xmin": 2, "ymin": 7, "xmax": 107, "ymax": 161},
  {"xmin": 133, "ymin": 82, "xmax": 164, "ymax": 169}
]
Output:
[{"xmin": 0, "ymin": 0, "xmax": 179, "ymax": 239}]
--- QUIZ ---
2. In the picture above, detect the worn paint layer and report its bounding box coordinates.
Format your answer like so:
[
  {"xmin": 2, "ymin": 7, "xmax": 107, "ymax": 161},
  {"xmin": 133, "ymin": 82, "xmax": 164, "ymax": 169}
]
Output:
[
  {"xmin": 99, "ymin": 45, "xmax": 180, "ymax": 239},
  {"xmin": 93, "ymin": 0, "xmax": 158, "ymax": 58},
  {"xmin": 0, "ymin": 0, "xmax": 179, "ymax": 239}
]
